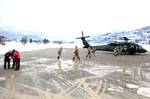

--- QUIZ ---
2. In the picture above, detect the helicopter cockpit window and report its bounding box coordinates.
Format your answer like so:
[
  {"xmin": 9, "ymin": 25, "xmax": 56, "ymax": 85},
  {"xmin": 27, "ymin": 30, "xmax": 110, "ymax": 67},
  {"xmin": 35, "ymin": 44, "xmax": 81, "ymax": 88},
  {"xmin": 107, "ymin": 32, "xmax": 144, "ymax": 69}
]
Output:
[{"xmin": 138, "ymin": 45, "xmax": 143, "ymax": 49}]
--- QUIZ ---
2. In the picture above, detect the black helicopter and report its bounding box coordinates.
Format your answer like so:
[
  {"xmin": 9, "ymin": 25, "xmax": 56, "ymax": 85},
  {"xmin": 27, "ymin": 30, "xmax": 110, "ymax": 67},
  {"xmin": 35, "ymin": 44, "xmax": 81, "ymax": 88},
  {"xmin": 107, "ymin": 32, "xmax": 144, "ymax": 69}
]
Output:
[{"xmin": 76, "ymin": 31, "xmax": 147, "ymax": 56}]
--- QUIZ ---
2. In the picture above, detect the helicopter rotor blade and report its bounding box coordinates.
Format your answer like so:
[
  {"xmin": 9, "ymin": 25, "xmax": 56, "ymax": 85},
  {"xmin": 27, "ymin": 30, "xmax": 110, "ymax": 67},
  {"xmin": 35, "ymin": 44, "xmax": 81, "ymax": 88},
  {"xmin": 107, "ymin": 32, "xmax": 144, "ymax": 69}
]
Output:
[
  {"xmin": 76, "ymin": 37, "xmax": 82, "ymax": 39},
  {"xmin": 76, "ymin": 31, "xmax": 90, "ymax": 39},
  {"xmin": 85, "ymin": 36, "xmax": 90, "ymax": 38}
]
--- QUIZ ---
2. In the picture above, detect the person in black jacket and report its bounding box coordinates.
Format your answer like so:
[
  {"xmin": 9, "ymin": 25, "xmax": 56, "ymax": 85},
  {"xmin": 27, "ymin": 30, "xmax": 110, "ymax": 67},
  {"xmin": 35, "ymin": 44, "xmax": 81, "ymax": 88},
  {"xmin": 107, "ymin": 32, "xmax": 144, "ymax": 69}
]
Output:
[{"xmin": 4, "ymin": 50, "xmax": 12, "ymax": 70}]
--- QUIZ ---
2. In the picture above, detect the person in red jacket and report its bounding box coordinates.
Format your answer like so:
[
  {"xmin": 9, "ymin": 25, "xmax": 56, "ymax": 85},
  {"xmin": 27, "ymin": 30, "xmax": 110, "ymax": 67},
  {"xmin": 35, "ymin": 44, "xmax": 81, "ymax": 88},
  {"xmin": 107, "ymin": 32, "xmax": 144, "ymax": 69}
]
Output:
[{"xmin": 12, "ymin": 49, "xmax": 21, "ymax": 70}]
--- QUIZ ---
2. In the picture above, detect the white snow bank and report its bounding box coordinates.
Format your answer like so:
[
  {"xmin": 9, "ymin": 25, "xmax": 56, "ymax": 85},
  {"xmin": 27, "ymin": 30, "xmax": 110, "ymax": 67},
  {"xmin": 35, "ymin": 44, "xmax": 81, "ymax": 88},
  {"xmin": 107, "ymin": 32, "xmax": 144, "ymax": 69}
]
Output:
[
  {"xmin": 137, "ymin": 87, "xmax": 150, "ymax": 98},
  {"xmin": 0, "ymin": 41, "xmax": 83, "ymax": 55},
  {"xmin": 0, "ymin": 77, "xmax": 6, "ymax": 81},
  {"xmin": 126, "ymin": 83, "xmax": 139, "ymax": 89},
  {"xmin": 107, "ymin": 87, "xmax": 124, "ymax": 93}
]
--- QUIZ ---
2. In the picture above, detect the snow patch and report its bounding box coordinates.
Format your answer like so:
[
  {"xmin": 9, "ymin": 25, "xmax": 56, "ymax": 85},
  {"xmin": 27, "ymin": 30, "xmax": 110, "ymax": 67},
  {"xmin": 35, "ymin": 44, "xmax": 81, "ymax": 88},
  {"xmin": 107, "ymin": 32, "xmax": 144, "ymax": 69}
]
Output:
[
  {"xmin": 35, "ymin": 58, "xmax": 49, "ymax": 63},
  {"xmin": 137, "ymin": 87, "xmax": 150, "ymax": 98},
  {"xmin": 126, "ymin": 83, "xmax": 139, "ymax": 89},
  {"xmin": 84, "ymin": 65, "xmax": 121, "ymax": 77},
  {"xmin": 107, "ymin": 86, "xmax": 124, "ymax": 93},
  {"xmin": 0, "ymin": 77, "xmax": 6, "ymax": 81},
  {"xmin": 144, "ymin": 73, "xmax": 150, "ymax": 80}
]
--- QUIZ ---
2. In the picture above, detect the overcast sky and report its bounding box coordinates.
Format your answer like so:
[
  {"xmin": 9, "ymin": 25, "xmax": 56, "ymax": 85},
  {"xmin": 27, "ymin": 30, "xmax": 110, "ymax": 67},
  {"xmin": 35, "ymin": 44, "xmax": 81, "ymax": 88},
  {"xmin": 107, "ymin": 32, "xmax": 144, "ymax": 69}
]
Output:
[{"xmin": 0, "ymin": 0, "xmax": 150, "ymax": 38}]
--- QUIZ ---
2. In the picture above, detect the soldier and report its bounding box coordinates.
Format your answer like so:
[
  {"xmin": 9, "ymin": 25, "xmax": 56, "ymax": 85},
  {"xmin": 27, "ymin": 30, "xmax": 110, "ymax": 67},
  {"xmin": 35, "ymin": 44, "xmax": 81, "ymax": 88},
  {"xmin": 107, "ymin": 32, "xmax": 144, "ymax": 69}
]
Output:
[
  {"xmin": 4, "ymin": 50, "xmax": 12, "ymax": 70},
  {"xmin": 86, "ymin": 47, "xmax": 91, "ymax": 58},
  {"xmin": 72, "ymin": 46, "xmax": 80, "ymax": 61},
  {"xmin": 57, "ymin": 47, "xmax": 63, "ymax": 71},
  {"xmin": 91, "ymin": 47, "xmax": 96, "ymax": 56},
  {"xmin": 72, "ymin": 46, "xmax": 80, "ymax": 70},
  {"xmin": 12, "ymin": 49, "xmax": 21, "ymax": 70},
  {"xmin": 57, "ymin": 47, "xmax": 62, "ymax": 59}
]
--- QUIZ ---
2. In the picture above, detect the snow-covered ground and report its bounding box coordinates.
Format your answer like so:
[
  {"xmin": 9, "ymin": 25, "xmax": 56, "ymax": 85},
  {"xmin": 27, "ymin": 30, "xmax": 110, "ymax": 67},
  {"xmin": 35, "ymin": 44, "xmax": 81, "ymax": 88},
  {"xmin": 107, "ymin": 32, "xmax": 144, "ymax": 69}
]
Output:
[
  {"xmin": 0, "ymin": 41, "xmax": 83, "ymax": 55},
  {"xmin": 1, "ymin": 41, "xmax": 150, "ymax": 55},
  {"xmin": 0, "ymin": 42, "xmax": 150, "ymax": 98}
]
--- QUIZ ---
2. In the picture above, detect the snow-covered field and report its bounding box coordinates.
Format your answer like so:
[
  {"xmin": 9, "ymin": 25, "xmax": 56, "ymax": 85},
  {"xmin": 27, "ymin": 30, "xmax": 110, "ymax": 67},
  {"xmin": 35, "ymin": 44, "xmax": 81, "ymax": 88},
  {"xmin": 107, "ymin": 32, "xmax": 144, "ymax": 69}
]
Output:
[
  {"xmin": 1, "ymin": 41, "xmax": 150, "ymax": 55},
  {"xmin": 0, "ymin": 41, "xmax": 83, "ymax": 54},
  {"xmin": 0, "ymin": 42, "xmax": 150, "ymax": 99}
]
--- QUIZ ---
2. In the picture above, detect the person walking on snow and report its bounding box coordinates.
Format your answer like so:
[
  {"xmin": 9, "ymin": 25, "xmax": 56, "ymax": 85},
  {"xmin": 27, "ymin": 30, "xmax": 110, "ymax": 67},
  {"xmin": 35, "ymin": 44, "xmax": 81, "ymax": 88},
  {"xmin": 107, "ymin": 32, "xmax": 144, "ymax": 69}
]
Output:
[
  {"xmin": 72, "ymin": 46, "xmax": 80, "ymax": 70},
  {"xmin": 57, "ymin": 47, "xmax": 62, "ymax": 59},
  {"xmin": 57, "ymin": 47, "xmax": 63, "ymax": 71},
  {"xmin": 91, "ymin": 47, "xmax": 96, "ymax": 56},
  {"xmin": 86, "ymin": 47, "xmax": 91, "ymax": 58},
  {"xmin": 72, "ymin": 46, "xmax": 80, "ymax": 61}
]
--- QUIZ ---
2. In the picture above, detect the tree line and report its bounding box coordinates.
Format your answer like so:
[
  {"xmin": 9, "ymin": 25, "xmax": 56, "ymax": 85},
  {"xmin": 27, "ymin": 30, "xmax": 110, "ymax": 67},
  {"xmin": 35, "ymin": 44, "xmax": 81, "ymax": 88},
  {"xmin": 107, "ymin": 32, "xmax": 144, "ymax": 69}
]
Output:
[{"xmin": 0, "ymin": 35, "xmax": 65, "ymax": 45}]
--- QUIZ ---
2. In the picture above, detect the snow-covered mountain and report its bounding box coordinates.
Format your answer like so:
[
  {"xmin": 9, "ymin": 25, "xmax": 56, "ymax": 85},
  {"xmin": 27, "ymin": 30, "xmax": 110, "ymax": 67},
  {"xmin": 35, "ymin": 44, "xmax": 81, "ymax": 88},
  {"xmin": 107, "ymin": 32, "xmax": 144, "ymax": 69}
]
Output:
[
  {"xmin": 0, "ymin": 27, "xmax": 74, "ymax": 42},
  {"xmin": 1, "ymin": 25, "xmax": 150, "ymax": 43},
  {"xmin": 89, "ymin": 26, "xmax": 150, "ymax": 44},
  {"xmin": 0, "ymin": 27, "xmax": 46, "ymax": 40}
]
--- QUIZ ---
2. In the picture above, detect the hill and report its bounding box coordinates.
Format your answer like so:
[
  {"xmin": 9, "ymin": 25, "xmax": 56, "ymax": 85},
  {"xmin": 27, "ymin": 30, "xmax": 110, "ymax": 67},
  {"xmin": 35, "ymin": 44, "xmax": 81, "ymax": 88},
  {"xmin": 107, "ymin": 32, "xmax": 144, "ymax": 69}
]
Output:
[{"xmin": 89, "ymin": 26, "xmax": 150, "ymax": 44}]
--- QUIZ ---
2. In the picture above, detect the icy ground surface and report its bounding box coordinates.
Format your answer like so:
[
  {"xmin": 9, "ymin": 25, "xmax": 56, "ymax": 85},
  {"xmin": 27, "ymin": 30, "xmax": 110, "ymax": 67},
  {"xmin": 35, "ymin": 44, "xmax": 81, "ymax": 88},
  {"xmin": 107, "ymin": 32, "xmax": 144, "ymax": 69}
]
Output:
[
  {"xmin": 0, "ymin": 42, "xmax": 150, "ymax": 99},
  {"xmin": 0, "ymin": 54, "xmax": 150, "ymax": 99}
]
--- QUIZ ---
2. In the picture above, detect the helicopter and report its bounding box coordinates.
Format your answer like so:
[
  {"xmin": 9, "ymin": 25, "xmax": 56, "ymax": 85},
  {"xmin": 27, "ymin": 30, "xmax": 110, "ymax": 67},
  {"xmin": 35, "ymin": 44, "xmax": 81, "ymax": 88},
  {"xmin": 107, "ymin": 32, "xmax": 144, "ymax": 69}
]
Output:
[{"xmin": 76, "ymin": 31, "xmax": 147, "ymax": 56}]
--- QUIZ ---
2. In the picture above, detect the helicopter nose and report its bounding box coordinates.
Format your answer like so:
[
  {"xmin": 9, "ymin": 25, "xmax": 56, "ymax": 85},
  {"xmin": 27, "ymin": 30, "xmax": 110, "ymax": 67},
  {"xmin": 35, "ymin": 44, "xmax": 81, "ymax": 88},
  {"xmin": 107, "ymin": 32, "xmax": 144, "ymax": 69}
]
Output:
[
  {"xmin": 144, "ymin": 49, "xmax": 147, "ymax": 52},
  {"xmin": 141, "ymin": 49, "xmax": 147, "ymax": 53}
]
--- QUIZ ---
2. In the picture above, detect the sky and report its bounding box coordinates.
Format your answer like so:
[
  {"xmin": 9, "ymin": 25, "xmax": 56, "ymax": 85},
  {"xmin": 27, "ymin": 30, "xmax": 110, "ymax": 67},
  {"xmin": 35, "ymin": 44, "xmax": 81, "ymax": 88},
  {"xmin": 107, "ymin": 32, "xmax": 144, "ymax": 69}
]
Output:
[{"xmin": 0, "ymin": 0, "xmax": 150, "ymax": 38}]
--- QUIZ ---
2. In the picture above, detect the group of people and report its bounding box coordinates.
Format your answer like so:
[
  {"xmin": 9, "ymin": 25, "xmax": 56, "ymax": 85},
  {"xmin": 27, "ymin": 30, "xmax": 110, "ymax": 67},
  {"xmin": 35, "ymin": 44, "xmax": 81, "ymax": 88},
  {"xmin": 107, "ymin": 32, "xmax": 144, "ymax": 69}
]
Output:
[
  {"xmin": 4, "ymin": 49, "xmax": 21, "ymax": 70},
  {"xmin": 57, "ymin": 46, "xmax": 96, "ymax": 71},
  {"xmin": 57, "ymin": 46, "xmax": 81, "ymax": 71},
  {"xmin": 3, "ymin": 46, "xmax": 95, "ymax": 71}
]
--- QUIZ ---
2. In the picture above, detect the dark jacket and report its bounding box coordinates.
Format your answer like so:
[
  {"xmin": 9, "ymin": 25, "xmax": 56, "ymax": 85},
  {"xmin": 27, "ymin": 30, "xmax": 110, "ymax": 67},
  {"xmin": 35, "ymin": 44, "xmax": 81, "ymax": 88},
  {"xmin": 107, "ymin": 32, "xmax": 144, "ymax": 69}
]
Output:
[{"xmin": 4, "ymin": 52, "xmax": 12, "ymax": 60}]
